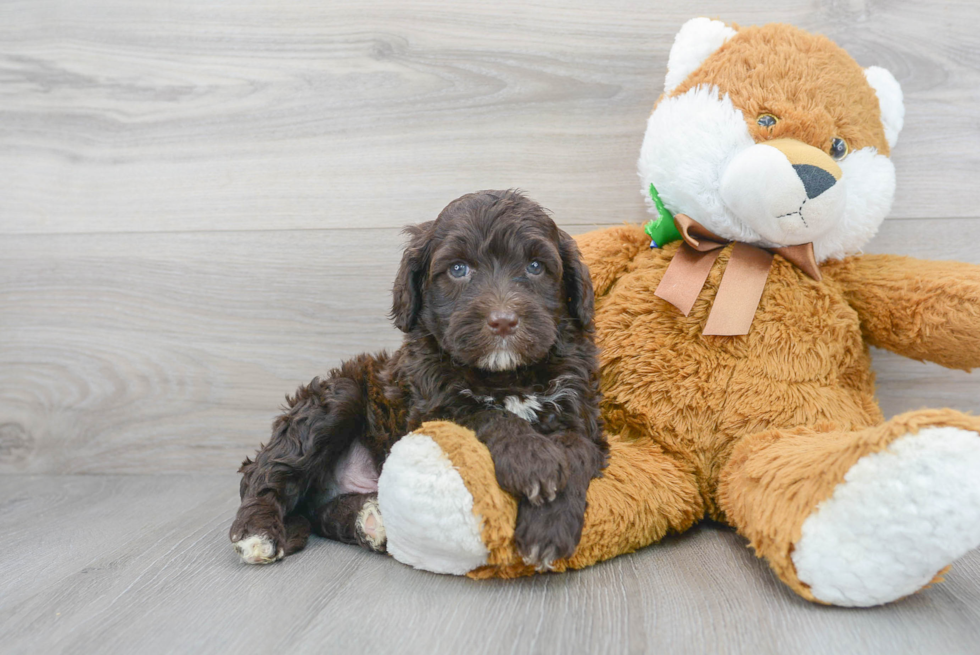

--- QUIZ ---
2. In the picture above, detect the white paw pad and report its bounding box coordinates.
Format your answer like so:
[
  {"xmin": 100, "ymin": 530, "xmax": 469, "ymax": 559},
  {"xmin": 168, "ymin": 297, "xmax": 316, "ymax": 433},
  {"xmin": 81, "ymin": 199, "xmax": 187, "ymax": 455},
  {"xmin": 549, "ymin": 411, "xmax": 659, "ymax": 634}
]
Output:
[
  {"xmin": 234, "ymin": 534, "xmax": 283, "ymax": 565},
  {"xmin": 357, "ymin": 499, "xmax": 387, "ymax": 552},
  {"xmin": 793, "ymin": 426, "xmax": 980, "ymax": 606}
]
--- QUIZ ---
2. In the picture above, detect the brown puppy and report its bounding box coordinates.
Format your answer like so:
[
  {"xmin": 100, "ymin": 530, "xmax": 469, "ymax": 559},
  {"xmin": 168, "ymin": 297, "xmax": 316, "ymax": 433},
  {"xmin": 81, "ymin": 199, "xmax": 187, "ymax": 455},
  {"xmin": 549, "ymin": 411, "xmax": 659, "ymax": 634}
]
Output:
[{"xmin": 230, "ymin": 190, "xmax": 606, "ymax": 570}]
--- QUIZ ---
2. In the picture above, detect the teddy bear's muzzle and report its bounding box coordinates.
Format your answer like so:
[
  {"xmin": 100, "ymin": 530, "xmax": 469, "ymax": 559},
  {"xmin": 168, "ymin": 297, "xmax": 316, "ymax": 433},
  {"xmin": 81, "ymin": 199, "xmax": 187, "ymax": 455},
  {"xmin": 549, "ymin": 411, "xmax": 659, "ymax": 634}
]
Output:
[{"xmin": 720, "ymin": 138, "xmax": 846, "ymax": 247}]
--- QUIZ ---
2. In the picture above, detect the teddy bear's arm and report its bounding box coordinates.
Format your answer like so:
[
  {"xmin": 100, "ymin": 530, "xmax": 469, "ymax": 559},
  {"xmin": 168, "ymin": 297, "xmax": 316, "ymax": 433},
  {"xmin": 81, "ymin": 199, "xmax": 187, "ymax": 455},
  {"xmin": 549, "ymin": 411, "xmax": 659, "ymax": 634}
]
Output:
[
  {"xmin": 823, "ymin": 254, "xmax": 980, "ymax": 371},
  {"xmin": 574, "ymin": 224, "xmax": 652, "ymax": 297}
]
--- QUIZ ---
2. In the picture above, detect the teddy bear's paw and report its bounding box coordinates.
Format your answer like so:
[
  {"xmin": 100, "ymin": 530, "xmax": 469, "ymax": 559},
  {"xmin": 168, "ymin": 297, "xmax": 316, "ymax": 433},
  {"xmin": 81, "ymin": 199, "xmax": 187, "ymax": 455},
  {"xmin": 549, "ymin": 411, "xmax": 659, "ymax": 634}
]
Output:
[
  {"xmin": 233, "ymin": 534, "xmax": 283, "ymax": 565},
  {"xmin": 377, "ymin": 432, "xmax": 489, "ymax": 575},
  {"xmin": 792, "ymin": 426, "xmax": 980, "ymax": 606}
]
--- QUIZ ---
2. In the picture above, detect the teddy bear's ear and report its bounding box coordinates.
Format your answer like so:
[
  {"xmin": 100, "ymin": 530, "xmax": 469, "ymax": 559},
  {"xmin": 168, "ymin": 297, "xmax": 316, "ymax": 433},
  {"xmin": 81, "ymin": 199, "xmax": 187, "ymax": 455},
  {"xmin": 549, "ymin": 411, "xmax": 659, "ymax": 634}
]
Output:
[
  {"xmin": 864, "ymin": 66, "xmax": 905, "ymax": 149},
  {"xmin": 664, "ymin": 17, "xmax": 737, "ymax": 95}
]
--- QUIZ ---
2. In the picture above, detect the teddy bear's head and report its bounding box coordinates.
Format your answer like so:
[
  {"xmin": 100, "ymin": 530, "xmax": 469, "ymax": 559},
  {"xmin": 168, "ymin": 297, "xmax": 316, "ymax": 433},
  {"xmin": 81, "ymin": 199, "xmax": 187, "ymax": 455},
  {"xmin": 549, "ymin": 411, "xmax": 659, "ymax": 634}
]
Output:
[{"xmin": 639, "ymin": 19, "xmax": 905, "ymax": 262}]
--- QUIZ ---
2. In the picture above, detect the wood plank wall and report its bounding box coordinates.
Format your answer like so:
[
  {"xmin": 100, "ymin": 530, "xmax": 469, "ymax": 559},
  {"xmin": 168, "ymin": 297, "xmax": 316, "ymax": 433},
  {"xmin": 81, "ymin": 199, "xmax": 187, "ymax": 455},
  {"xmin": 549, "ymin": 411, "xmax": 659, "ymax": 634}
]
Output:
[{"xmin": 2, "ymin": 0, "xmax": 978, "ymax": 474}]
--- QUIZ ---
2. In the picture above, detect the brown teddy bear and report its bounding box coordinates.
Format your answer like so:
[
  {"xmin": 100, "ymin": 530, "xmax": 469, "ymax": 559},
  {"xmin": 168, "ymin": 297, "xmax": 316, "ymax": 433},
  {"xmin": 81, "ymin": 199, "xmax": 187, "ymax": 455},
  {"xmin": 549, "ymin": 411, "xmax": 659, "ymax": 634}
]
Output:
[{"xmin": 372, "ymin": 19, "xmax": 980, "ymax": 607}]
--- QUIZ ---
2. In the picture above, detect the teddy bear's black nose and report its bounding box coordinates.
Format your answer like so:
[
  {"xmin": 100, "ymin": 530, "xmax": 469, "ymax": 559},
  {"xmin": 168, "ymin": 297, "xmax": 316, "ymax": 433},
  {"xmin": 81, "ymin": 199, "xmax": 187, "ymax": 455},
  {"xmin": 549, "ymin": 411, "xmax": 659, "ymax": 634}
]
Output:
[{"xmin": 793, "ymin": 164, "xmax": 837, "ymax": 199}]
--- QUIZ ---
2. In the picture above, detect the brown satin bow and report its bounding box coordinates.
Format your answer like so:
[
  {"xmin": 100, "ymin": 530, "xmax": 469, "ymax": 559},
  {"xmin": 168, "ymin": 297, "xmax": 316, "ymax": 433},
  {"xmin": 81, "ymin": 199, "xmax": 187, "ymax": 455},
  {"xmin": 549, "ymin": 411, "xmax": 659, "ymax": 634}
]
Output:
[{"xmin": 653, "ymin": 214, "xmax": 822, "ymax": 336}]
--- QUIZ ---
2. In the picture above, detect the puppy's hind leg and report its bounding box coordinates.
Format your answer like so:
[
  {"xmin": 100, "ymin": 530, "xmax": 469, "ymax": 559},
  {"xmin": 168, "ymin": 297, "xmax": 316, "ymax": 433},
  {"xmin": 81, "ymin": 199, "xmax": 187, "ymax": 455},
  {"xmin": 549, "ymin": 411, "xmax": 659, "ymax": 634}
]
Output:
[
  {"xmin": 312, "ymin": 492, "xmax": 387, "ymax": 553},
  {"xmin": 310, "ymin": 439, "xmax": 386, "ymax": 552},
  {"xmin": 231, "ymin": 374, "xmax": 366, "ymax": 564}
]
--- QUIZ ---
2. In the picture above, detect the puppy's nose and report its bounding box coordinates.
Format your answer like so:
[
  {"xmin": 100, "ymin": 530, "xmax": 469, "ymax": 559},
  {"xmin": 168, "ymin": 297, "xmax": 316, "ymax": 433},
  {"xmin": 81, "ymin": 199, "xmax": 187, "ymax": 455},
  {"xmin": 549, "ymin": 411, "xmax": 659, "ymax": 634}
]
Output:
[{"xmin": 487, "ymin": 310, "xmax": 519, "ymax": 337}]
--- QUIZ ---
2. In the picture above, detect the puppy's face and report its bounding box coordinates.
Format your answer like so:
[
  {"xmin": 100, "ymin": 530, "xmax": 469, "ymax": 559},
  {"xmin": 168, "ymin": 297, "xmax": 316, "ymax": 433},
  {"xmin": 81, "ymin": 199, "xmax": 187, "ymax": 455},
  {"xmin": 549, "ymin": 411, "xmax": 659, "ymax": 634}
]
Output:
[{"xmin": 392, "ymin": 190, "xmax": 594, "ymax": 371}]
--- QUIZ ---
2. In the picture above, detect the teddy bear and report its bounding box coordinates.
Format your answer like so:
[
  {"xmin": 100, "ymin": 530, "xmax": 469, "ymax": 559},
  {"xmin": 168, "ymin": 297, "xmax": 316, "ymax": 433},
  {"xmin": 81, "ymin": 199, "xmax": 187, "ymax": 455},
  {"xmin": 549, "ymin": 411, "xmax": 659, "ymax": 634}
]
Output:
[{"xmin": 371, "ymin": 18, "xmax": 980, "ymax": 607}]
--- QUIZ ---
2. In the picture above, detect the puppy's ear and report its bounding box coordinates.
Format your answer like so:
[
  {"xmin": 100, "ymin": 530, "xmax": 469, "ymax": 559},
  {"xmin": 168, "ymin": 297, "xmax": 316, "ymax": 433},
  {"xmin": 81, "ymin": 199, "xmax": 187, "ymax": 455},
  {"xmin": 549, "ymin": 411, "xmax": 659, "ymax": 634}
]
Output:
[
  {"xmin": 391, "ymin": 221, "xmax": 434, "ymax": 333},
  {"xmin": 559, "ymin": 230, "xmax": 595, "ymax": 332}
]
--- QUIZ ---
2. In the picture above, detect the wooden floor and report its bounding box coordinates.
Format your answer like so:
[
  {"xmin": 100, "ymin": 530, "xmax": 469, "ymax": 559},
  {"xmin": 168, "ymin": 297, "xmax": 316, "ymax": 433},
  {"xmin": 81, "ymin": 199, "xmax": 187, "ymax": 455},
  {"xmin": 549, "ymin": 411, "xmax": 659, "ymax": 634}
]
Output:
[
  {"xmin": 2, "ymin": 0, "xmax": 980, "ymax": 653},
  {"xmin": 3, "ymin": 475, "xmax": 980, "ymax": 655}
]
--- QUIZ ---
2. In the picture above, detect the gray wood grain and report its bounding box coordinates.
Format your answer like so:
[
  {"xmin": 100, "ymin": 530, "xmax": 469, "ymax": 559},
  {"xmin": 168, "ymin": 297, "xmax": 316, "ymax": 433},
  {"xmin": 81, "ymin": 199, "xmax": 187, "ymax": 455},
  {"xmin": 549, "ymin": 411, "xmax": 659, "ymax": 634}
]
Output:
[
  {"xmin": 2, "ymin": 2, "xmax": 980, "ymax": 651},
  {"xmin": 2, "ymin": 218, "xmax": 978, "ymax": 475},
  {"xmin": 1, "ymin": 0, "xmax": 978, "ymax": 237},
  {"xmin": 0, "ymin": 229, "xmax": 407, "ymax": 474},
  {"xmin": 1, "ymin": 475, "xmax": 978, "ymax": 655}
]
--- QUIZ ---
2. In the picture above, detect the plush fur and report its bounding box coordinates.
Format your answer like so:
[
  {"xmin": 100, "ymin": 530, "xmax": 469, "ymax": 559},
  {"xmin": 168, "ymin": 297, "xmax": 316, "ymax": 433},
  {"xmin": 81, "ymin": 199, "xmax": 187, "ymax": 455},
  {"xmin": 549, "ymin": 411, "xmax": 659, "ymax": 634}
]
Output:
[
  {"xmin": 791, "ymin": 425, "xmax": 980, "ymax": 606},
  {"xmin": 230, "ymin": 190, "xmax": 605, "ymax": 569},
  {"xmin": 640, "ymin": 22, "xmax": 902, "ymax": 261},
  {"xmin": 663, "ymin": 17, "xmax": 736, "ymax": 94},
  {"xmin": 371, "ymin": 20, "xmax": 980, "ymax": 607}
]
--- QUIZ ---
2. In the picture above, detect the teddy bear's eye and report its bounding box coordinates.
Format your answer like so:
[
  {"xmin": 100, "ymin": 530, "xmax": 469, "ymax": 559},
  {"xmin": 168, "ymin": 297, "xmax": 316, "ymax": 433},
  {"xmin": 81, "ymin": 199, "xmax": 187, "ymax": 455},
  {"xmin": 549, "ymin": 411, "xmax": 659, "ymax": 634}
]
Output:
[
  {"xmin": 757, "ymin": 114, "xmax": 778, "ymax": 128},
  {"xmin": 830, "ymin": 137, "xmax": 849, "ymax": 161}
]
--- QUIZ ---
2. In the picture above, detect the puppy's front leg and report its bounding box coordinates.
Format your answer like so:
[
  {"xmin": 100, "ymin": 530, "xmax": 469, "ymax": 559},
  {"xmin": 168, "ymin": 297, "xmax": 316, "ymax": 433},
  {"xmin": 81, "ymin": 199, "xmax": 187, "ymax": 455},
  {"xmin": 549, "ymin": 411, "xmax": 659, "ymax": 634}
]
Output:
[
  {"xmin": 513, "ymin": 434, "xmax": 606, "ymax": 570},
  {"xmin": 458, "ymin": 409, "xmax": 570, "ymax": 506}
]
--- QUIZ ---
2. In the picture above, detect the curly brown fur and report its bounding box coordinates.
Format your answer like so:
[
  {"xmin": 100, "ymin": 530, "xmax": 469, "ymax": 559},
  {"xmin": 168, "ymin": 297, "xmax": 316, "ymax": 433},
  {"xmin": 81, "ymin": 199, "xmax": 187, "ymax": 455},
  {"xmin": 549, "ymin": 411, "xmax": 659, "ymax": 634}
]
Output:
[{"xmin": 230, "ymin": 190, "xmax": 606, "ymax": 568}]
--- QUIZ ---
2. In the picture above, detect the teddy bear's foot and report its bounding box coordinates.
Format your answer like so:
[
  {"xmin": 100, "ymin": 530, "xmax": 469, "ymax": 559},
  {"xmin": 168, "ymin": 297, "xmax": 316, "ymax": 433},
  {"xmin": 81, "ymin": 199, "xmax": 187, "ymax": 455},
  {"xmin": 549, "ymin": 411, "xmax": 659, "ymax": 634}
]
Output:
[
  {"xmin": 791, "ymin": 426, "xmax": 980, "ymax": 606},
  {"xmin": 378, "ymin": 421, "xmax": 704, "ymax": 579},
  {"xmin": 378, "ymin": 430, "xmax": 490, "ymax": 574}
]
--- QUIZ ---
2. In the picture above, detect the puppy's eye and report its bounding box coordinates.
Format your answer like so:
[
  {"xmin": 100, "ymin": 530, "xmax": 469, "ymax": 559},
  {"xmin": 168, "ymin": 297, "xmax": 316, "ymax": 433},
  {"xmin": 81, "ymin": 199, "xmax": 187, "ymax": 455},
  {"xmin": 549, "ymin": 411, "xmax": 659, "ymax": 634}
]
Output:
[
  {"xmin": 526, "ymin": 261, "xmax": 543, "ymax": 276},
  {"xmin": 829, "ymin": 137, "xmax": 849, "ymax": 161},
  {"xmin": 757, "ymin": 114, "xmax": 778, "ymax": 128},
  {"xmin": 448, "ymin": 262, "xmax": 470, "ymax": 279}
]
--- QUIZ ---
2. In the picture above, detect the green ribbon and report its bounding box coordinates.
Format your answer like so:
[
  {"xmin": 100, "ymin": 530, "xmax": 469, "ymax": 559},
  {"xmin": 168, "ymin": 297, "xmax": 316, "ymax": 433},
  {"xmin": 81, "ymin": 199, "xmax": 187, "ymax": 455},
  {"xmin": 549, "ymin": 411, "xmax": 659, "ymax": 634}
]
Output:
[{"xmin": 643, "ymin": 183, "xmax": 681, "ymax": 248}]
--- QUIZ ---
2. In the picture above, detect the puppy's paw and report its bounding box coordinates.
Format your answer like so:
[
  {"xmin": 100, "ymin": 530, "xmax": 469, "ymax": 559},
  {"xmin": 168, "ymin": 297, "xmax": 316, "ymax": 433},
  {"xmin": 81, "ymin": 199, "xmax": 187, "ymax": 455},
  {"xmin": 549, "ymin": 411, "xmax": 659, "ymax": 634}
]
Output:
[
  {"xmin": 233, "ymin": 534, "xmax": 284, "ymax": 565},
  {"xmin": 494, "ymin": 439, "xmax": 569, "ymax": 506},
  {"xmin": 514, "ymin": 497, "xmax": 585, "ymax": 571},
  {"xmin": 355, "ymin": 498, "xmax": 387, "ymax": 553},
  {"xmin": 230, "ymin": 508, "xmax": 286, "ymax": 565}
]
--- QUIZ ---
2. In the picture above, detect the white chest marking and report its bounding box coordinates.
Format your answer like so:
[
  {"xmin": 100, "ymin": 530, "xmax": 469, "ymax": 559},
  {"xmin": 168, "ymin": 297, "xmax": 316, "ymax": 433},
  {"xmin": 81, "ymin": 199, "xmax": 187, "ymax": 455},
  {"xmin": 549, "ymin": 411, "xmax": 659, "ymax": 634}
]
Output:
[
  {"xmin": 503, "ymin": 395, "xmax": 543, "ymax": 422},
  {"xmin": 460, "ymin": 375, "xmax": 577, "ymax": 424}
]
